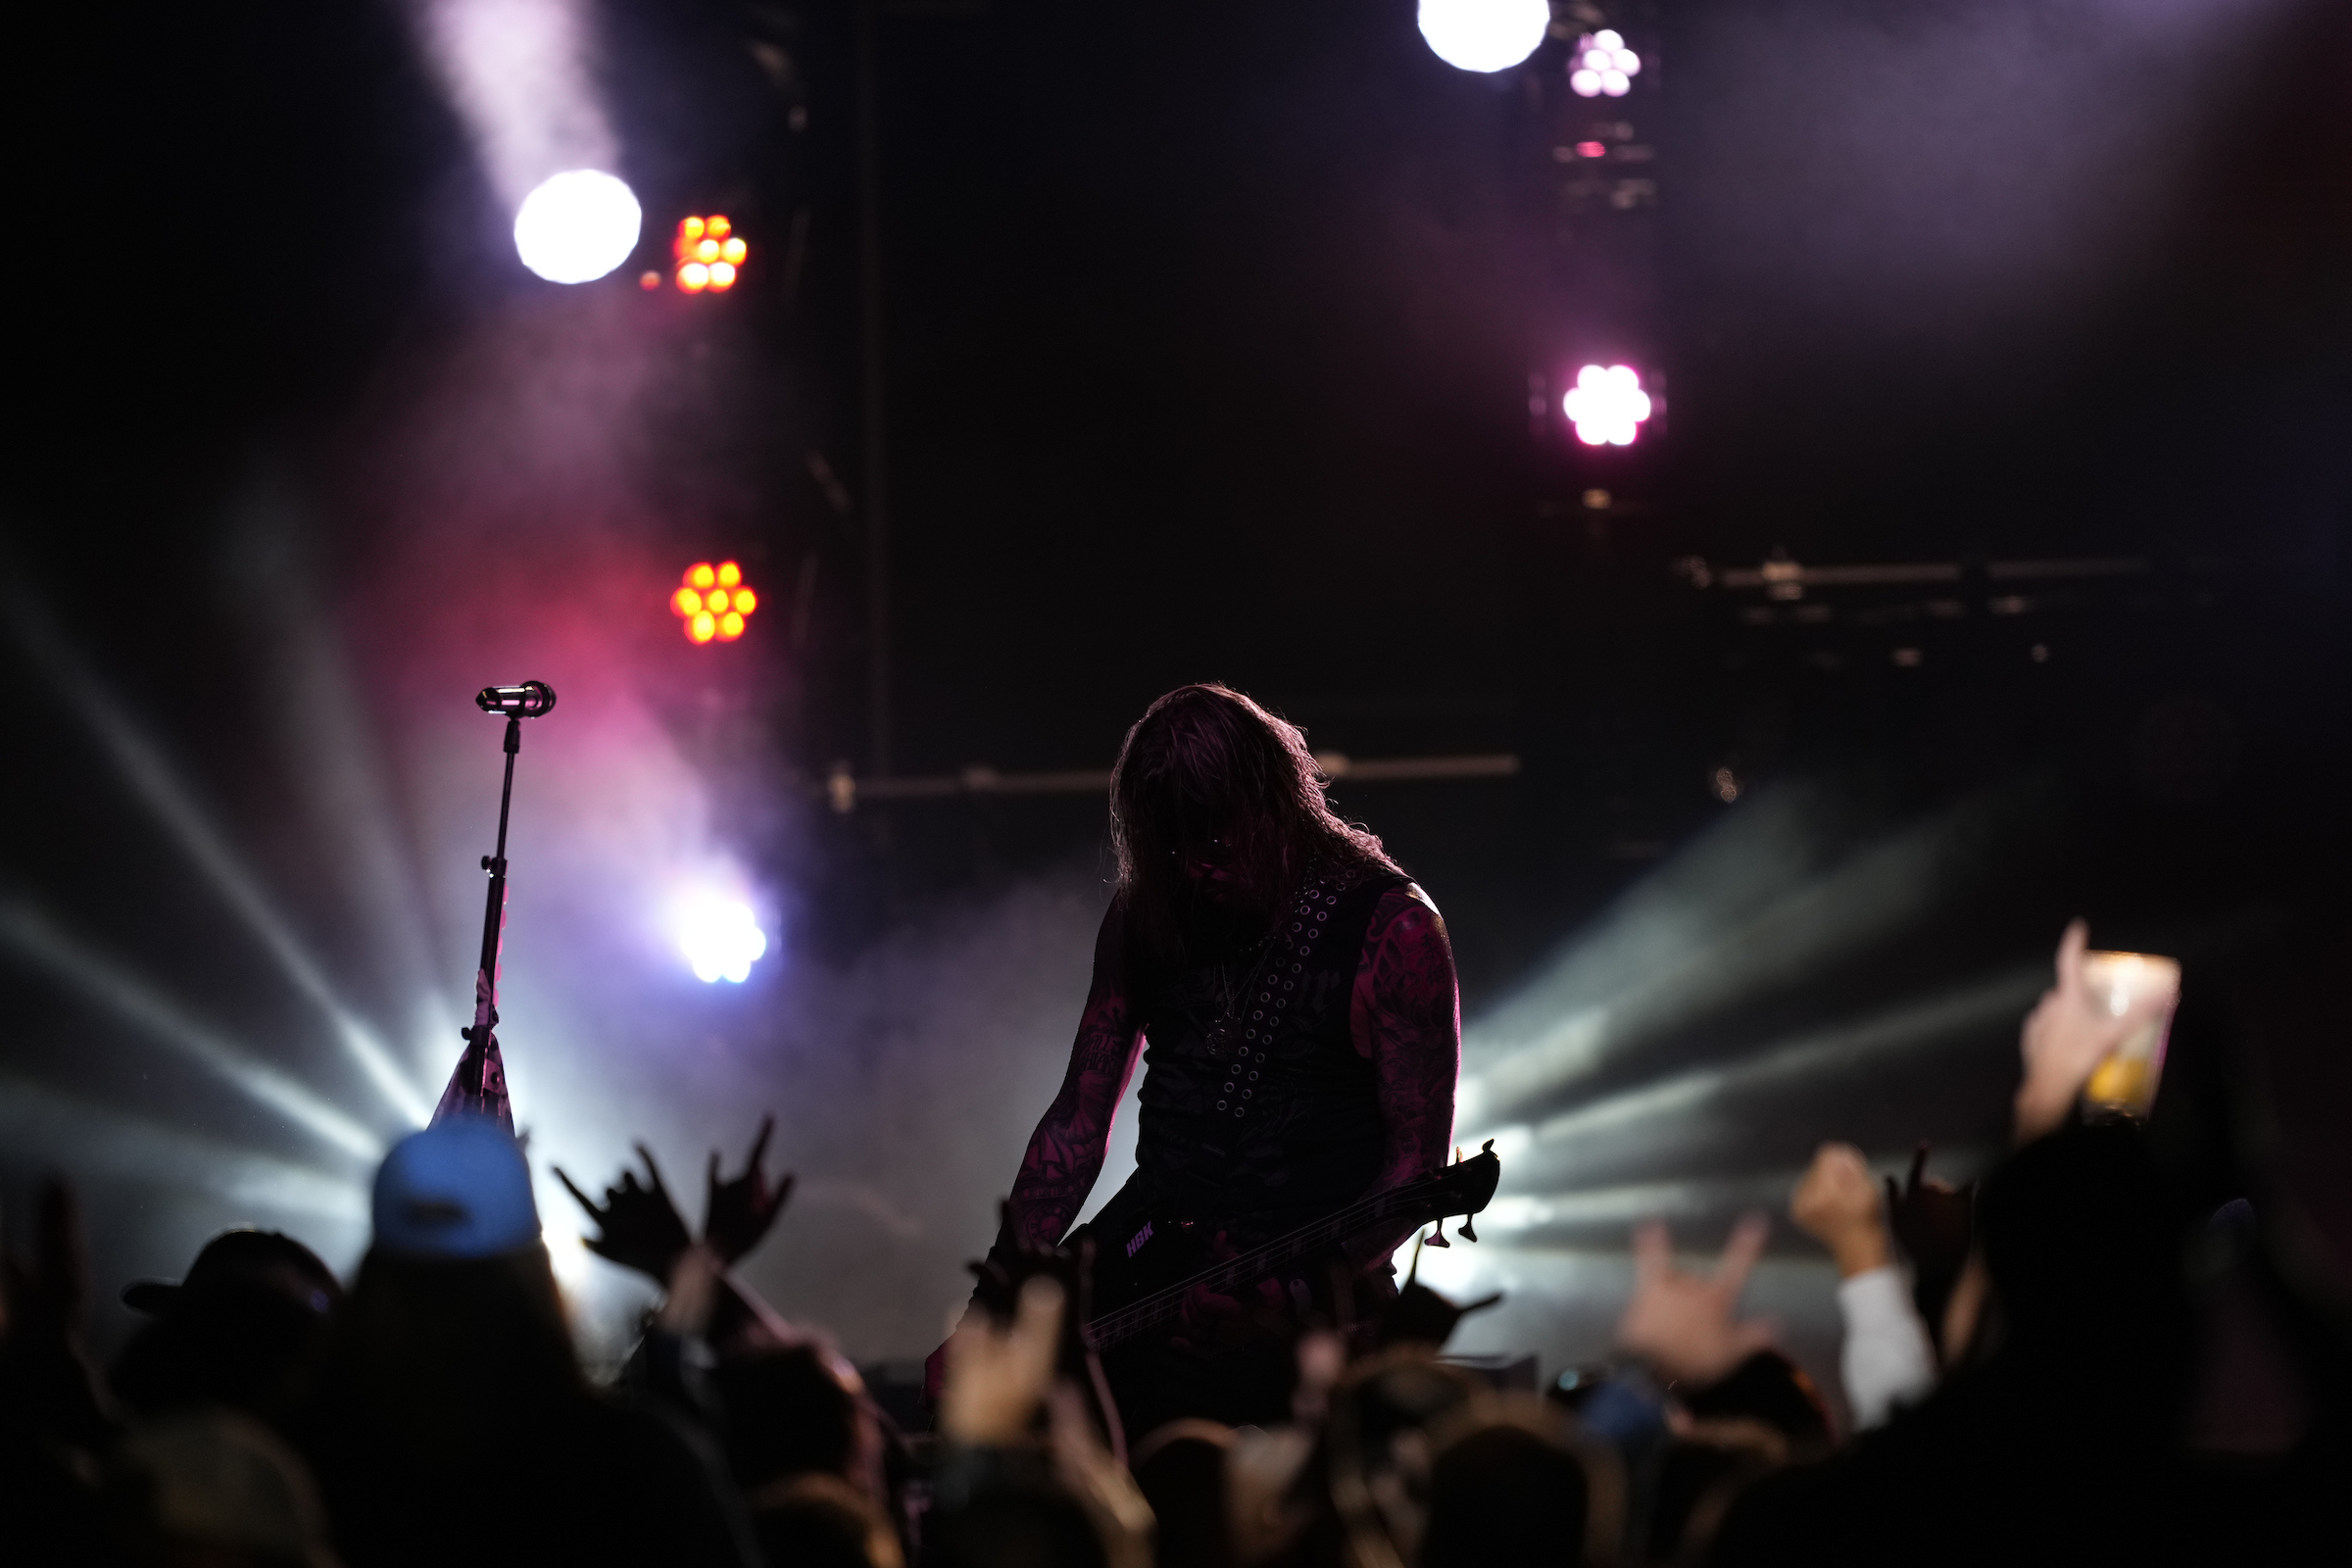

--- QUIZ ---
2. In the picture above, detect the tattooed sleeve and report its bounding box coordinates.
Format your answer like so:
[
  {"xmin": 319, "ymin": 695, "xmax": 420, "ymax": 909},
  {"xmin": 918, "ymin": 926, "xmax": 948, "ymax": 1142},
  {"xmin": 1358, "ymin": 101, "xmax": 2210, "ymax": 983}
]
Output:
[
  {"xmin": 1348, "ymin": 882, "xmax": 1462, "ymax": 1263},
  {"xmin": 1004, "ymin": 904, "xmax": 1146, "ymax": 1250}
]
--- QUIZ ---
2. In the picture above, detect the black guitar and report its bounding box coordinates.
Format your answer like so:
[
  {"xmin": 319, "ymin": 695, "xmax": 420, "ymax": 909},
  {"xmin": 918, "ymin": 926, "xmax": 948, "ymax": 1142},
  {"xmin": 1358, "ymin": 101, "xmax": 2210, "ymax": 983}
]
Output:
[{"xmin": 1076, "ymin": 1142, "xmax": 1502, "ymax": 1351}]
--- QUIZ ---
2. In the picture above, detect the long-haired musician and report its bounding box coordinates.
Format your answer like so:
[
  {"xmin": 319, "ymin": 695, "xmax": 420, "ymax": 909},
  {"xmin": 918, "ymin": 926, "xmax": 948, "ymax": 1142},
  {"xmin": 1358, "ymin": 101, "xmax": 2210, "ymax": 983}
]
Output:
[{"xmin": 935, "ymin": 683, "xmax": 1460, "ymax": 1438}]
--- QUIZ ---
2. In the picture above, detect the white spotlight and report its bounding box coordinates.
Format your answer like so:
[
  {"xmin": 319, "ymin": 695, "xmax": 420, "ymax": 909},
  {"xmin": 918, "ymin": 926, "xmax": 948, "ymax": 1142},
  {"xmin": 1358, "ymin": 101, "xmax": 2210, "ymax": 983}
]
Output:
[
  {"xmin": 1563, "ymin": 364, "xmax": 1654, "ymax": 447},
  {"xmin": 513, "ymin": 170, "xmax": 643, "ymax": 284},
  {"xmin": 677, "ymin": 895, "xmax": 769, "ymax": 984},
  {"xmin": 1569, "ymin": 30, "xmax": 1643, "ymax": 98},
  {"xmin": 1418, "ymin": 0, "xmax": 1551, "ymax": 74}
]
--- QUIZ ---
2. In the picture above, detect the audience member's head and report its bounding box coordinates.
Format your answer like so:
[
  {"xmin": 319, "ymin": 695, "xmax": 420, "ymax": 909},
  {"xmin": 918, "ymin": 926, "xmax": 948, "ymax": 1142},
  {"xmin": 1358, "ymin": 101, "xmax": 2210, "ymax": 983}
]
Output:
[
  {"xmin": 925, "ymin": 1485, "xmax": 1109, "ymax": 1568},
  {"xmin": 103, "ymin": 1407, "xmax": 339, "ymax": 1568},
  {"xmin": 1419, "ymin": 1397, "xmax": 1601, "ymax": 1568},
  {"xmin": 1131, "ymin": 1421, "xmax": 1235, "ymax": 1568},
  {"xmin": 745, "ymin": 1471, "xmax": 902, "ymax": 1568},
  {"xmin": 112, "ymin": 1229, "xmax": 341, "ymax": 1424},
  {"xmin": 713, "ymin": 1341, "xmax": 862, "ymax": 1490},
  {"xmin": 309, "ymin": 1117, "xmax": 576, "ymax": 1455},
  {"xmin": 1978, "ymin": 1119, "xmax": 2191, "ymax": 1395}
]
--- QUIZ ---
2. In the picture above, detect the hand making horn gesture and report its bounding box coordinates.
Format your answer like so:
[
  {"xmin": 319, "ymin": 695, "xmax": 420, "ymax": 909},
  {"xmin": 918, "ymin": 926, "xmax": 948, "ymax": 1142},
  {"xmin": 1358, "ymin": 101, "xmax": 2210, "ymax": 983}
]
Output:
[
  {"xmin": 703, "ymin": 1113, "xmax": 792, "ymax": 1265},
  {"xmin": 1615, "ymin": 1213, "xmax": 1777, "ymax": 1386}
]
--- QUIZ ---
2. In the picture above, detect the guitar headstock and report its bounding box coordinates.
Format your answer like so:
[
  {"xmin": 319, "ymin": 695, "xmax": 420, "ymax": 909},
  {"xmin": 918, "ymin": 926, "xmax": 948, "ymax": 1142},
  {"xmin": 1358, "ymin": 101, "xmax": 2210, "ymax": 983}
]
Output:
[{"xmin": 1400, "ymin": 1139, "xmax": 1501, "ymax": 1233}]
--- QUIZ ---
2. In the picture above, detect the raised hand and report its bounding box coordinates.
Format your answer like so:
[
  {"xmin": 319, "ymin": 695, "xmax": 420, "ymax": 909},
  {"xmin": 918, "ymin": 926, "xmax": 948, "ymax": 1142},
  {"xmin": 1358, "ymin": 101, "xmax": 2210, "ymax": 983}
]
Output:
[
  {"xmin": 2014, "ymin": 919, "xmax": 2174, "ymax": 1143},
  {"xmin": 554, "ymin": 1146, "xmax": 692, "ymax": 1282},
  {"xmin": 1790, "ymin": 1142, "xmax": 1890, "ymax": 1278},
  {"xmin": 703, "ymin": 1114, "xmax": 792, "ymax": 1265},
  {"xmin": 1882, "ymin": 1143, "xmax": 1976, "ymax": 1357},
  {"xmin": 1616, "ymin": 1214, "xmax": 1777, "ymax": 1386},
  {"xmin": 941, "ymin": 1275, "xmax": 1064, "ymax": 1445}
]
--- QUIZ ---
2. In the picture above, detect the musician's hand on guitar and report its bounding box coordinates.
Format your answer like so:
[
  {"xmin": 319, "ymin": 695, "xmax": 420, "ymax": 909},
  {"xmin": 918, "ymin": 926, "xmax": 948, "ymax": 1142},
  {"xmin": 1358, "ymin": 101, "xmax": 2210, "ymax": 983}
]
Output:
[
  {"xmin": 942, "ymin": 1275, "xmax": 1064, "ymax": 1445},
  {"xmin": 704, "ymin": 1113, "xmax": 793, "ymax": 1264},
  {"xmin": 554, "ymin": 1146, "xmax": 693, "ymax": 1283},
  {"xmin": 1168, "ymin": 1229, "xmax": 1250, "ymax": 1349},
  {"xmin": 1615, "ymin": 1214, "xmax": 1778, "ymax": 1387}
]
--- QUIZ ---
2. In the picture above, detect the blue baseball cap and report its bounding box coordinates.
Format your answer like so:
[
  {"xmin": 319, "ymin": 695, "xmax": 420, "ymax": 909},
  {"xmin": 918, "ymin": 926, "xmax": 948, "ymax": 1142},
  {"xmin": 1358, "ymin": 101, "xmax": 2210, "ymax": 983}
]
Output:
[{"xmin": 371, "ymin": 1117, "xmax": 541, "ymax": 1260}]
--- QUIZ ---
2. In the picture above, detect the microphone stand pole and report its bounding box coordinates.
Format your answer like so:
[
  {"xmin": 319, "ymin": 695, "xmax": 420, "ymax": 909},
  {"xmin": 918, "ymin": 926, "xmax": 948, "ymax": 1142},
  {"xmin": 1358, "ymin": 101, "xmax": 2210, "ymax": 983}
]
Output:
[{"xmin": 434, "ymin": 681, "xmax": 557, "ymax": 1127}]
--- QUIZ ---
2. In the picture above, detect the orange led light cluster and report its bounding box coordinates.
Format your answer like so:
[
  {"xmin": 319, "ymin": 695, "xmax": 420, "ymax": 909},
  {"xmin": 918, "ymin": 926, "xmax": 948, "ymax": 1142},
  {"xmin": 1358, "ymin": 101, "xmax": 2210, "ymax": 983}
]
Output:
[
  {"xmin": 671, "ymin": 561, "xmax": 759, "ymax": 643},
  {"xmin": 673, "ymin": 216, "xmax": 749, "ymax": 294}
]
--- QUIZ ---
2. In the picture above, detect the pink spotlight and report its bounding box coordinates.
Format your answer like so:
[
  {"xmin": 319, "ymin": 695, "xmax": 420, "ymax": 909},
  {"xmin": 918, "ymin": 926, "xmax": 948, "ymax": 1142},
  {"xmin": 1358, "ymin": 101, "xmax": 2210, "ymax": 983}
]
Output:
[
  {"xmin": 1562, "ymin": 364, "xmax": 1653, "ymax": 447},
  {"xmin": 1569, "ymin": 28, "xmax": 1642, "ymax": 98}
]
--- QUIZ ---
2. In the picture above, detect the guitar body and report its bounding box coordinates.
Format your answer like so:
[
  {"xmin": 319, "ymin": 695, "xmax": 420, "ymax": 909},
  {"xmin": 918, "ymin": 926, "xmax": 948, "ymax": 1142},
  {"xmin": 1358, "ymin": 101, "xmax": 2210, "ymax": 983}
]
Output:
[
  {"xmin": 1076, "ymin": 1144, "xmax": 1501, "ymax": 1356},
  {"xmin": 1078, "ymin": 1211, "xmax": 1209, "ymax": 1320},
  {"xmin": 973, "ymin": 1147, "xmax": 1501, "ymax": 1444}
]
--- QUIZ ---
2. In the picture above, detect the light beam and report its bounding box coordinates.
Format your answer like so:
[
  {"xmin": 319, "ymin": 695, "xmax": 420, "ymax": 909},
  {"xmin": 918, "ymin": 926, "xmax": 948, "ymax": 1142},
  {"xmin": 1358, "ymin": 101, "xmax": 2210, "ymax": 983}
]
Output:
[
  {"xmin": 1457, "ymin": 783, "xmax": 2042, "ymax": 1129},
  {"xmin": 3, "ymin": 595, "xmax": 432, "ymax": 1125},
  {"xmin": 0, "ymin": 900, "xmax": 386, "ymax": 1162},
  {"xmin": 1468, "ymin": 968, "xmax": 2042, "ymax": 1192},
  {"xmin": 0, "ymin": 1071, "xmax": 368, "ymax": 1226}
]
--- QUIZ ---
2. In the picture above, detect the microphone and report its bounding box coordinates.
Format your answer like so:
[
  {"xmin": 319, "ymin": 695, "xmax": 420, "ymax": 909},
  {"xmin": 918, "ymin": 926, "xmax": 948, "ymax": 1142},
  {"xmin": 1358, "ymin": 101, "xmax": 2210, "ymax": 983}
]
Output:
[{"xmin": 476, "ymin": 681, "xmax": 558, "ymax": 718}]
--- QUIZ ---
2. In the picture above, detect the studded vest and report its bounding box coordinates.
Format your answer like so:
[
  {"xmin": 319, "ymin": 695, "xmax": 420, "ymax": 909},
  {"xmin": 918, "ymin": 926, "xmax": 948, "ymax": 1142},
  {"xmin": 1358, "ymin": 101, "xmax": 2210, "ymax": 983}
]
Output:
[{"xmin": 1125, "ymin": 868, "xmax": 1406, "ymax": 1243}]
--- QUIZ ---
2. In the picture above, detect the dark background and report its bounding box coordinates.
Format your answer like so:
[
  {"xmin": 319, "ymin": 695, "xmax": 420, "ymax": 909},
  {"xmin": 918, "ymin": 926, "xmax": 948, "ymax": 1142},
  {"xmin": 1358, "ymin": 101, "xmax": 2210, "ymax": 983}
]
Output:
[{"xmin": 2, "ymin": 0, "xmax": 2347, "ymax": 1394}]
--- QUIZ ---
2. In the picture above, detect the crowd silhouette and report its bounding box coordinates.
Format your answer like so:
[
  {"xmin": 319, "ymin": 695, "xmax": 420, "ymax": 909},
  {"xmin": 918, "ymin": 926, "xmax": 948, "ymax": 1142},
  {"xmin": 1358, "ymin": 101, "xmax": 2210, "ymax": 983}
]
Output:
[{"xmin": 2, "ymin": 920, "xmax": 2341, "ymax": 1566}]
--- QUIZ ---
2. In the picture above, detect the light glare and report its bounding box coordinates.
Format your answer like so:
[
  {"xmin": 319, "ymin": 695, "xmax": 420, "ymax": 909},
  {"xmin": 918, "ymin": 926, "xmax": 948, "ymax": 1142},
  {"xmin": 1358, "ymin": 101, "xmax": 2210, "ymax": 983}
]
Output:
[
  {"xmin": 678, "ymin": 896, "xmax": 768, "ymax": 984},
  {"xmin": 673, "ymin": 562, "xmax": 758, "ymax": 643},
  {"xmin": 1562, "ymin": 364, "xmax": 1653, "ymax": 447},
  {"xmin": 1570, "ymin": 31, "xmax": 1644, "ymax": 98},
  {"xmin": 1417, "ymin": 0, "xmax": 1549, "ymax": 74},
  {"xmin": 513, "ymin": 170, "xmax": 643, "ymax": 284}
]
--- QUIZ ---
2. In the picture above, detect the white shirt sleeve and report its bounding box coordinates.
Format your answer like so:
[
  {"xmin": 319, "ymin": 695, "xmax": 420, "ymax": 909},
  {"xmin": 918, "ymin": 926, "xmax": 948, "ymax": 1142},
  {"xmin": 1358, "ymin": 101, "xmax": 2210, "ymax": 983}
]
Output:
[{"xmin": 1836, "ymin": 1264, "xmax": 1938, "ymax": 1432}]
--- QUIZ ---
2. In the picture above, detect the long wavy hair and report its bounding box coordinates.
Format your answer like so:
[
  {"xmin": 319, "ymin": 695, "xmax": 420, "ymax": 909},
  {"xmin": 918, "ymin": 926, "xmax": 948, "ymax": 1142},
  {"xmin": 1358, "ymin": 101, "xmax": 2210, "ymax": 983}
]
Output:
[{"xmin": 1110, "ymin": 684, "xmax": 1399, "ymax": 990}]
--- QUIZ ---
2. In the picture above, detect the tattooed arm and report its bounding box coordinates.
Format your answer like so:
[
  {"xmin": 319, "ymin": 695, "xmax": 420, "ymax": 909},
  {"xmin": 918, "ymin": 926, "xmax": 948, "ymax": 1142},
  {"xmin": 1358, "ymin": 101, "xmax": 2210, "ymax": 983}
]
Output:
[
  {"xmin": 1347, "ymin": 882, "xmax": 1461, "ymax": 1266},
  {"xmin": 1003, "ymin": 903, "xmax": 1148, "ymax": 1251}
]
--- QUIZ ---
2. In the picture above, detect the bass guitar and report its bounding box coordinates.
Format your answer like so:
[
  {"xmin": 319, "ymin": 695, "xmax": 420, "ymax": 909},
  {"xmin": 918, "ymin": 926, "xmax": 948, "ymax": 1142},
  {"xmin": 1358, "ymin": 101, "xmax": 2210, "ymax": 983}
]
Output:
[{"xmin": 1076, "ymin": 1141, "xmax": 1501, "ymax": 1350}]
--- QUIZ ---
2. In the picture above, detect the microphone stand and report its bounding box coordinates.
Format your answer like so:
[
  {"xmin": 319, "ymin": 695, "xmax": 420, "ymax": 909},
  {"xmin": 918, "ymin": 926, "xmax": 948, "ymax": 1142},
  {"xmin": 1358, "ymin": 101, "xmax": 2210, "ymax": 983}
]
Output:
[{"xmin": 434, "ymin": 681, "xmax": 557, "ymax": 1127}]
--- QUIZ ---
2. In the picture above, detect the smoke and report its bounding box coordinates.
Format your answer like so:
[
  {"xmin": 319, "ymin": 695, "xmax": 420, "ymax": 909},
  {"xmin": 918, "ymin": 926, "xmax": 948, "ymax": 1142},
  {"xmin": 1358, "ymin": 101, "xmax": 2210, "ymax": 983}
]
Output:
[
  {"xmin": 1679, "ymin": 0, "xmax": 2297, "ymax": 354},
  {"xmin": 402, "ymin": 0, "xmax": 618, "ymax": 209}
]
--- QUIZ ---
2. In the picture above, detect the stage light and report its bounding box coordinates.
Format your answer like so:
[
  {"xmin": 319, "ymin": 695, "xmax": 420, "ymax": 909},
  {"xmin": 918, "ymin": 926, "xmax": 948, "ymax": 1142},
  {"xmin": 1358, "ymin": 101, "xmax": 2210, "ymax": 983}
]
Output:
[
  {"xmin": 1569, "ymin": 28, "xmax": 1642, "ymax": 97},
  {"xmin": 513, "ymin": 170, "xmax": 643, "ymax": 284},
  {"xmin": 677, "ymin": 894, "xmax": 768, "ymax": 984},
  {"xmin": 1563, "ymin": 364, "xmax": 1653, "ymax": 446},
  {"xmin": 673, "ymin": 216, "xmax": 749, "ymax": 294},
  {"xmin": 672, "ymin": 562, "xmax": 759, "ymax": 643},
  {"xmin": 1417, "ymin": 0, "xmax": 1549, "ymax": 74}
]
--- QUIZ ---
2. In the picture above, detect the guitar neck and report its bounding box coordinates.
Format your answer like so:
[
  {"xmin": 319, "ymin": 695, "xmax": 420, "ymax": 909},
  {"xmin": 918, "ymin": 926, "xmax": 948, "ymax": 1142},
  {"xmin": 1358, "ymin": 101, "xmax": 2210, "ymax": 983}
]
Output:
[{"xmin": 1085, "ymin": 1182, "xmax": 1427, "ymax": 1352}]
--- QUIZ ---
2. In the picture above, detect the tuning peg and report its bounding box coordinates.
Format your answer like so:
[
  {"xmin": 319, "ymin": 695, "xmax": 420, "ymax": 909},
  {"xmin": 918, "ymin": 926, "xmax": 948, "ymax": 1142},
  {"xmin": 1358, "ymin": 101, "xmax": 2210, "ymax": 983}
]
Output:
[
  {"xmin": 1424, "ymin": 1220, "xmax": 1451, "ymax": 1250},
  {"xmin": 1458, "ymin": 1214, "xmax": 1478, "ymax": 1243},
  {"xmin": 1453, "ymin": 1145, "xmax": 1464, "ymax": 1164},
  {"xmin": 1482, "ymin": 1139, "xmax": 1494, "ymax": 1154}
]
